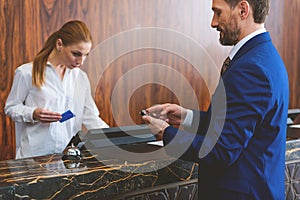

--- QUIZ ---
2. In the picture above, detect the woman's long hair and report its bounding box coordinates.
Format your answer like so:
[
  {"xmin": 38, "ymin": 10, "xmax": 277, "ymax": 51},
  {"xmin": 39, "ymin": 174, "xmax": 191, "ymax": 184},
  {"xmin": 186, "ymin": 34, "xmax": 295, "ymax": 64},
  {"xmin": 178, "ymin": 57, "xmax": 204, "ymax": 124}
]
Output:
[{"xmin": 32, "ymin": 20, "xmax": 93, "ymax": 88}]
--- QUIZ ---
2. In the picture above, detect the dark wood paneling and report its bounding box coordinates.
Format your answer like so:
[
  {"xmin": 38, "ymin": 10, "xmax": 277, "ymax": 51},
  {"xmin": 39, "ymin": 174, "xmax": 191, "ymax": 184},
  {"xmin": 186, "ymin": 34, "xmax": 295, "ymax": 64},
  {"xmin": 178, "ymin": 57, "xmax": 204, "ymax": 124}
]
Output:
[
  {"xmin": 282, "ymin": 0, "xmax": 300, "ymax": 108},
  {"xmin": 0, "ymin": 0, "xmax": 298, "ymax": 160},
  {"xmin": 0, "ymin": 0, "xmax": 23, "ymax": 160},
  {"xmin": 94, "ymin": 49, "xmax": 211, "ymax": 127}
]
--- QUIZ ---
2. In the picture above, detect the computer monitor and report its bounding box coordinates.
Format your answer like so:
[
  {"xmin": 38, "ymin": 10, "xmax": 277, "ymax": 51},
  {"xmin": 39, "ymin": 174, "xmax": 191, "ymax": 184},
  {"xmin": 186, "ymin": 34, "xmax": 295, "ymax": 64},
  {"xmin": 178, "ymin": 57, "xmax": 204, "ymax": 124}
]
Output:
[{"xmin": 65, "ymin": 124, "xmax": 156, "ymax": 150}]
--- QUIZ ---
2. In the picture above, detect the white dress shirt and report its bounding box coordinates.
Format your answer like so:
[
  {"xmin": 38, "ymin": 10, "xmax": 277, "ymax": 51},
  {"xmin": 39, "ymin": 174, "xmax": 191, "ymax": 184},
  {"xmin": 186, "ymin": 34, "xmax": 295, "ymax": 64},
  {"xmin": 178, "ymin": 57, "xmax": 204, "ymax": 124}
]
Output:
[
  {"xmin": 183, "ymin": 28, "xmax": 267, "ymax": 127},
  {"xmin": 5, "ymin": 62, "xmax": 109, "ymax": 159}
]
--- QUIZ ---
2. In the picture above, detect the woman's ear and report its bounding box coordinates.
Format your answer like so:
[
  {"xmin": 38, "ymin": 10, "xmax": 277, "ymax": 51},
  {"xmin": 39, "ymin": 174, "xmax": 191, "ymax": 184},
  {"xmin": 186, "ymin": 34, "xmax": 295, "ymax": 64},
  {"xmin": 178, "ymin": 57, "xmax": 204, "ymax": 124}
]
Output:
[{"xmin": 56, "ymin": 38, "xmax": 63, "ymax": 52}]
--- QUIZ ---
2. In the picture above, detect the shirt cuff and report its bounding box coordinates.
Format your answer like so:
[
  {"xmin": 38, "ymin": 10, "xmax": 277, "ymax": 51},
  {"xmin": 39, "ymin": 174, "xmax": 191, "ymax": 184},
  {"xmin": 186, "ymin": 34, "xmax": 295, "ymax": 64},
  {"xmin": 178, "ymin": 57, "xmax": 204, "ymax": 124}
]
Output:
[
  {"xmin": 26, "ymin": 106, "xmax": 39, "ymax": 123},
  {"xmin": 182, "ymin": 109, "xmax": 193, "ymax": 127}
]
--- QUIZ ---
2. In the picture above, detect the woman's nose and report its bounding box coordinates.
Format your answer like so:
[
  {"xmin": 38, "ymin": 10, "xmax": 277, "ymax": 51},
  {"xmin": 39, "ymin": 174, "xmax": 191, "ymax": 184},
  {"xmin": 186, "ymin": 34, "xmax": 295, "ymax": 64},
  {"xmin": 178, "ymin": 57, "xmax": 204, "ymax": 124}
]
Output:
[{"xmin": 76, "ymin": 57, "xmax": 85, "ymax": 66}]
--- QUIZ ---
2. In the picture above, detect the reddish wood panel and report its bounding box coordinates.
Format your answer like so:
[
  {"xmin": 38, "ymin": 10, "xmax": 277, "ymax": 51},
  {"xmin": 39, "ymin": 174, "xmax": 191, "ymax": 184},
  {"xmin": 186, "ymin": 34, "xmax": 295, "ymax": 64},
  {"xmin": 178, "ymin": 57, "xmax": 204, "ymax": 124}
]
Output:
[
  {"xmin": 94, "ymin": 49, "xmax": 211, "ymax": 127},
  {"xmin": 0, "ymin": 0, "xmax": 23, "ymax": 160},
  {"xmin": 0, "ymin": 0, "xmax": 298, "ymax": 161},
  {"xmin": 282, "ymin": 0, "xmax": 300, "ymax": 108}
]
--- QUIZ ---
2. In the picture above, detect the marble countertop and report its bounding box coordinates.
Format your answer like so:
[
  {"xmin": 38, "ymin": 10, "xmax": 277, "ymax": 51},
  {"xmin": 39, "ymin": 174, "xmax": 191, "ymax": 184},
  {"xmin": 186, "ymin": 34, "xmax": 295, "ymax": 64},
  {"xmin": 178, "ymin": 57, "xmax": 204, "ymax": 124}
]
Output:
[
  {"xmin": 1, "ymin": 138, "xmax": 300, "ymax": 199},
  {"xmin": 286, "ymin": 139, "xmax": 300, "ymax": 162},
  {"xmin": 0, "ymin": 143, "xmax": 198, "ymax": 199}
]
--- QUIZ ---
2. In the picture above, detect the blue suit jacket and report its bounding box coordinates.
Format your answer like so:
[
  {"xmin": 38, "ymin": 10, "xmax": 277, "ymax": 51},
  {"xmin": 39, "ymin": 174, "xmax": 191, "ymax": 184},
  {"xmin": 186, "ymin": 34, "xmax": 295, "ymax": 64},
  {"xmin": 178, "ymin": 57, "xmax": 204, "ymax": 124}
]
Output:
[{"xmin": 164, "ymin": 32, "xmax": 289, "ymax": 200}]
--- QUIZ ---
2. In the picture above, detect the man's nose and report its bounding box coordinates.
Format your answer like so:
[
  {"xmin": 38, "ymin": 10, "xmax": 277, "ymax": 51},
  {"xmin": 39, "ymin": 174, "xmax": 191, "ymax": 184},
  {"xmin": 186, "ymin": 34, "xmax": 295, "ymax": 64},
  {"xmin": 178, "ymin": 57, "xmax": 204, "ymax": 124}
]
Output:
[{"xmin": 211, "ymin": 15, "xmax": 218, "ymax": 28}]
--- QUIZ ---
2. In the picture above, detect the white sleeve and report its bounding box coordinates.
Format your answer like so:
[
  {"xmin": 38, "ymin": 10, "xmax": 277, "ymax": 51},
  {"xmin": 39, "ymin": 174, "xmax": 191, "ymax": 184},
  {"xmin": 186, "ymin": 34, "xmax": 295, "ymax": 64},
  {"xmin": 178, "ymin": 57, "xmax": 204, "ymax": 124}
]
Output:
[
  {"xmin": 4, "ymin": 67, "xmax": 36, "ymax": 123},
  {"xmin": 81, "ymin": 75, "xmax": 109, "ymax": 129},
  {"xmin": 182, "ymin": 109, "xmax": 193, "ymax": 127}
]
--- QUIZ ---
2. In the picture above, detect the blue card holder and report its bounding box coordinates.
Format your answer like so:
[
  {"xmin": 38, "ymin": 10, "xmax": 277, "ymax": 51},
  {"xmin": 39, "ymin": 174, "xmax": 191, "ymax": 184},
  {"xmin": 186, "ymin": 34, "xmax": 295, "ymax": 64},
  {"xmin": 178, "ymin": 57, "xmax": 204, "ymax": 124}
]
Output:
[{"xmin": 59, "ymin": 110, "xmax": 75, "ymax": 123}]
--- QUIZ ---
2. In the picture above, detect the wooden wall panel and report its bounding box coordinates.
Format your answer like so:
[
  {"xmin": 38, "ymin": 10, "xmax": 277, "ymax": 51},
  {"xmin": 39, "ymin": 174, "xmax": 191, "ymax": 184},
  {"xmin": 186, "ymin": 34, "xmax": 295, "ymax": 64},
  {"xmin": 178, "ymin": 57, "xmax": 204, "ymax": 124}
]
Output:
[
  {"xmin": 282, "ymin": 0, "xmax": 300, "ymax": 108},
  {"xmin": 80, "ymin": 0, "xmax": 226, "ymax": 127},
  {"xmin": 94, "ymin": 49, "xmax": 211, "ymax": 126},
  {"xmin": 1, "ymin": 0, "xmax": 23, "ymax": 160},
  {"xmin": 0, "ymin": 0, "xmax": 298, "ymax": 160}
]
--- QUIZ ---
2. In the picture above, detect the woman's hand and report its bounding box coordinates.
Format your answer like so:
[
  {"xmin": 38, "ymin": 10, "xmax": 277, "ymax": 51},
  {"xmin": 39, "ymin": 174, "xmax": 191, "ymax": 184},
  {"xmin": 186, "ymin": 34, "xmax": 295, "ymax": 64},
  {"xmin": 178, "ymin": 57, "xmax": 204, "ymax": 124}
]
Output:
[{"xmin": 33, "ymin": 108, "xmax": 62, "ymax": 123}]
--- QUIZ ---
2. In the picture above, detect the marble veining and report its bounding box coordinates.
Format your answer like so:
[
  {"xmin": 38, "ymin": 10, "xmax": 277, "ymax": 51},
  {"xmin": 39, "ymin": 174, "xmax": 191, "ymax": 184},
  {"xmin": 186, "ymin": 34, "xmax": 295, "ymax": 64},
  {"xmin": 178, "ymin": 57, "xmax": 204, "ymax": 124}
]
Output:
[
  {"xmin": 1, "ymin": 139, "xmax": 300, "ymax": 199},
  {"xmin": 286, "ymin": 139, "xmax": 300, "ymax": 161},
  {"xmin": 0, "ymin": 145, "xmax": 198, "ymax": 199}
]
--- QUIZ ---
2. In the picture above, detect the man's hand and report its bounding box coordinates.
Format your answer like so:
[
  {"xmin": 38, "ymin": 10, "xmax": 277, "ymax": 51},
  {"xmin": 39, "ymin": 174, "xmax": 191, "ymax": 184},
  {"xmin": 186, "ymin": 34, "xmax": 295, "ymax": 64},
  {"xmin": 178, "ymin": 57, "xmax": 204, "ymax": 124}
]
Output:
[
  {"xmin": 142, "ymin": 115, "xmax": 170, "ymax": 140},
  {"xmin": 33, "ymin": 108, "xmax": 62, "ymax": 123},
  {"xmin": 146, "ymin": 103, "xmax": 187, "ymax": 125}
]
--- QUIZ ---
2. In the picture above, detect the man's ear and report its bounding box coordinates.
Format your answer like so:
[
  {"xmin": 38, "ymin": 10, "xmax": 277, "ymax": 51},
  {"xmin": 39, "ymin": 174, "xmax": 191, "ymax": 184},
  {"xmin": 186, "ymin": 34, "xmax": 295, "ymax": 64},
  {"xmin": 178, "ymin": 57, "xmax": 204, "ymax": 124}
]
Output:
[{"xmin": 239, "ymin": 0, "xmax": 250, "ymax": 19}]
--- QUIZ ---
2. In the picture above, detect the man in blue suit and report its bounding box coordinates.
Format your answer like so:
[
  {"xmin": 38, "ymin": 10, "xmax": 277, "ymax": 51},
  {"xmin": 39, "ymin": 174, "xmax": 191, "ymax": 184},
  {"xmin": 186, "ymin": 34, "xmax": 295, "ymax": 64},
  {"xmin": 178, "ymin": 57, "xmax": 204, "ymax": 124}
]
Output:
[{"xmin": 142, "ymin": 0, "xmax": 289, "ymax": 199}]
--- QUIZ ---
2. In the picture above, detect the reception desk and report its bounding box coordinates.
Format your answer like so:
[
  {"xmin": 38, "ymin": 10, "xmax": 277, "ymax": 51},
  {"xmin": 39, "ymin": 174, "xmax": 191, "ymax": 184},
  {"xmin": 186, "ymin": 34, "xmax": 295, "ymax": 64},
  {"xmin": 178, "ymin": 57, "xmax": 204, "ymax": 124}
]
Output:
[
  {"xmin": 1, "ymin": 132, "xmax": 300, "ymax": 199},
  {"xmin": 0, "ymin": 142, "xmax": 198, "ymax": 200}
]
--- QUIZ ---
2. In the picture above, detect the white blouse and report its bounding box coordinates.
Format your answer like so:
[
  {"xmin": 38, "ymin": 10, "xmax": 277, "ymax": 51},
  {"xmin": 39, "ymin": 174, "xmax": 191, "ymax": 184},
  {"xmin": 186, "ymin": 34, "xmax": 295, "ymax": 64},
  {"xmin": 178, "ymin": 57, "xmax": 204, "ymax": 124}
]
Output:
[{"xmin": 5, "ymin": 62, "xmax": 109, "ymax": 159}]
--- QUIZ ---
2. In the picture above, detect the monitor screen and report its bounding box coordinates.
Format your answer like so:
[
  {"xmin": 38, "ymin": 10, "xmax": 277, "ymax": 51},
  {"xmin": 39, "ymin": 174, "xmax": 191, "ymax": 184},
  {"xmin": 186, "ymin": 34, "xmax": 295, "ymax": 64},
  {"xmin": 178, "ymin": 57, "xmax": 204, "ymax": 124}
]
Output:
[{"xmin": 65, "ymin": 124, "xmax": 156, "ymax": 150}]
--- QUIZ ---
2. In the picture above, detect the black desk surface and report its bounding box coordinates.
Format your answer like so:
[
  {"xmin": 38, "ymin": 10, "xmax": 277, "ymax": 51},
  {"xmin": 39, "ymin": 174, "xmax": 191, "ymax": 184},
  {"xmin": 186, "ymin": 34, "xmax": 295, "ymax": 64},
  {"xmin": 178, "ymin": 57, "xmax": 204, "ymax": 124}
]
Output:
[{"xmin": 0, "ymin": 143, "xmax": 198, "ymax": 199}]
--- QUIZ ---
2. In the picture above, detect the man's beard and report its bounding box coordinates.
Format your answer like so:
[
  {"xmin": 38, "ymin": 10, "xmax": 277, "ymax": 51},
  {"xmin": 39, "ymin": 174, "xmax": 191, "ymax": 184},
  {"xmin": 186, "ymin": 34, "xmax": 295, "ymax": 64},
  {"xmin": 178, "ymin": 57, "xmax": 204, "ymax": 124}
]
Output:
[{"xmin": 219, "ymin": 16, "xmax": 240, "ymax": 46}]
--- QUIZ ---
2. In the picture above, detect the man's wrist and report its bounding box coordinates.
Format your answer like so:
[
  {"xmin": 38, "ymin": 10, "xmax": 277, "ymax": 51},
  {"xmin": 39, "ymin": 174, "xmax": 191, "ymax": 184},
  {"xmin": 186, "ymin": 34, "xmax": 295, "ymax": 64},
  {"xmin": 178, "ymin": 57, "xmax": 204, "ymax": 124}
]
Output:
[
  {"xmin": 160, "ymin": 124, "xmax": 170, "ymax": 134},
  {"xmin": 156, "ymin": 124, "xmax": 170, "ymax": 141}
]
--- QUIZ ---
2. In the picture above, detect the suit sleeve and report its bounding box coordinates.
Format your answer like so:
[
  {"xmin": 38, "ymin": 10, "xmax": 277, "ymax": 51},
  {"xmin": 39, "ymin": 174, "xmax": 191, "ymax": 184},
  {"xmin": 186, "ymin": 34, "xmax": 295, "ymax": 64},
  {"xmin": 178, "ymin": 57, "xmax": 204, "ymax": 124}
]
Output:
[
  {"xmin": 163, "ymin": 64, "xmax": 272, "ymax": 168},
  {"xmin": 182, "ymin": 108, "xmax": 211, "ymax": 135}
]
